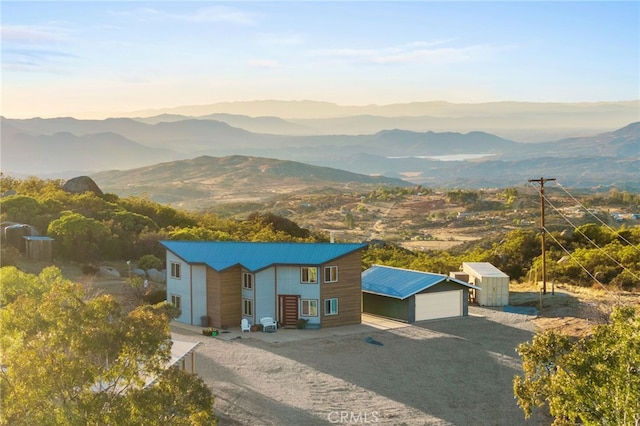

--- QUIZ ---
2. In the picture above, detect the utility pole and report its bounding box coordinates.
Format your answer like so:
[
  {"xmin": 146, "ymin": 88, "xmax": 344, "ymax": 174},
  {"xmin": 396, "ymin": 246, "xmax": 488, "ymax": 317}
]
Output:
[{"xmin": 528, "ymin": 177, "xmax": 555, "ymax": 295}]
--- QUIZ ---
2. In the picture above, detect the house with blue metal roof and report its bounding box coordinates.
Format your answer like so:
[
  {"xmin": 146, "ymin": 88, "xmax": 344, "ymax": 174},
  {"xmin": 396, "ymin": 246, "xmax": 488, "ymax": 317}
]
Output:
[
  {"xmin": 362, "ymin": 265, "xmax": 480, "ymax": 322},
  {"xmin": 160, "ymin": 241, "xmax": 367, "ymax": 329}
]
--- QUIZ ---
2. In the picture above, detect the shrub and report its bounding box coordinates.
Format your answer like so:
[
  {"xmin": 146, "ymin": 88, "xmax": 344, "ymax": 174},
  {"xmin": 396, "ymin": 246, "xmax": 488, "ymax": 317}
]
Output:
[
  {"xmin": 143, "ymin": 289, "xmax": 167, "ymax": 305},
  {"xmin": 0, "ymin": 246, "xmax": 20, "ymax": 267},
  {"xmin": 609, "ymin": 270, "xmax": 638, "ymax": 291},
  {"xmin": 137, "ymin": 254, "xmax": 162, "ymax": 270},
  {"xmin": 81, "ymin": 264, "xmax": 99, "ymax": 275}
]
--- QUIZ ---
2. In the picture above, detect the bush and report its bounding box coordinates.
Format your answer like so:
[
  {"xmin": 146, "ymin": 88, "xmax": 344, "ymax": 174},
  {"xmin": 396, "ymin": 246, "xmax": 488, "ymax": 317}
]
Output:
[
  {"xmin": 143, "ymin": 289, "xmax": 167, "ymax": 305},
  {"xmin": 137, "ymin": 254, "xmax": 162, "ymax": 271},
  {"xmin": 0, "ymin": 246, "xmax": 20, "ymax": 267},
  {"xmin": 81, "ymin": 264, "xmax": 99, "ymax": 275},
  {"xmin": 609, "ymin": 270, "xmax": 638, "ymax": 291}
]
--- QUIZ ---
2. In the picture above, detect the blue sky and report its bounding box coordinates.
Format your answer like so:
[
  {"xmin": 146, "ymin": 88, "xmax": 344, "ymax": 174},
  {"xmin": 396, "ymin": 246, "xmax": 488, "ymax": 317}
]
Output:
[{"xmin": 2, "ymin": 1, "xmax": 639, "ymax": 118}]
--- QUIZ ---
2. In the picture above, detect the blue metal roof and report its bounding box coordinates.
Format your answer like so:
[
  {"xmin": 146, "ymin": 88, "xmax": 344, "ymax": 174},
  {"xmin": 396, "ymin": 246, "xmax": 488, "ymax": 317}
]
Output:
[
  {"xmin": 362, "ymin": 264, "xmax": 480, "ymax": 299},
  {"xmin": 160, "ymin": 241, "xmax": 367, "ymax": 272},
  {"xmin": 23, "ymin": 236, "xmax": 54, "ymax": 241}
]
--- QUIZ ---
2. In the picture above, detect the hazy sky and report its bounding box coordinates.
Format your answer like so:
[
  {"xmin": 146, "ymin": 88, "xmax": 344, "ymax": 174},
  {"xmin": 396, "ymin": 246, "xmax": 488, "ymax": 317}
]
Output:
[{"xmin": 2, "ymin": 1, "xmax": 639, "ymax": 118}]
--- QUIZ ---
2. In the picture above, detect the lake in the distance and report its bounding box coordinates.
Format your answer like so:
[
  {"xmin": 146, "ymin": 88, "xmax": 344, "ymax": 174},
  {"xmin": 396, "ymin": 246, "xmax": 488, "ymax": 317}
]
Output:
[{"xmin": 387, "ymin": 154, "xmax": 497, "ymax": 161}]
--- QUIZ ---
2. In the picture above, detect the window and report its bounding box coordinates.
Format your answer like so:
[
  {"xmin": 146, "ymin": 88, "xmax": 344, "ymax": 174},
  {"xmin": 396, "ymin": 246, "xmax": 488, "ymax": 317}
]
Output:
[
  {"xmin": 171, "ymin": 294, "xmax": 182, "ymax": 311},
  {"xmin": 300, "ymin": 299, "xmax": 318, "ymax": 317},
  {"xmin": 324, "ymin": 298, "xmax": 338, "ymax": 316},
  {"xmin": 242, "ymin": 272, "xmax": 254, "ymax": 290},
  {"xmin": 243, "ymin": 299, "xmax": 253, "ymax": 316},
  {"xmin": 170, "ymin": 262, "xmax": 181, "ymax": 279},
  {"xmin": 324, "ymin": 266, "xmax": 338, "ymax": 283},
  {"xmin": 300, "ymin": 267, "xmax": 318, "ymax": 284}
]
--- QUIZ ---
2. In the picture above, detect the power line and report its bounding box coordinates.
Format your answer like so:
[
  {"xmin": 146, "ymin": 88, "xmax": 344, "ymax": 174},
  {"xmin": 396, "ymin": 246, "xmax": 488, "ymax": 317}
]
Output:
[
  {"xmin": 543, "ymin": 226, "xmax": 622, "ymax": 304},
  {"xmin": 529, "ymin": 183, "xmax": 640, "ymax": 283},
  {"xmin": 553, "ymin": 181, "xmax": 640, "ymax": 253},
  {"xmin": 528, "ymin": 177, "xmax": 556, "ymax": 294}
]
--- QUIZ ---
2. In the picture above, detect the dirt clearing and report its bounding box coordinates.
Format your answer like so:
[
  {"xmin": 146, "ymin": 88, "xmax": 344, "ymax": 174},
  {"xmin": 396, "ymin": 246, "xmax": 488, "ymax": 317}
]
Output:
[{"xmin": 172, "ymin": 308, "xmax": 550, "ymax": 425}]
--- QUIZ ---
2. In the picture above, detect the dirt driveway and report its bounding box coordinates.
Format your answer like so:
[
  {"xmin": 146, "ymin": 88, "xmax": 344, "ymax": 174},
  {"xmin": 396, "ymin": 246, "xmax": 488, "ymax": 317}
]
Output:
[{"xmin": 171, "ymin": 307, "xmax": 550, "ymax": 425}]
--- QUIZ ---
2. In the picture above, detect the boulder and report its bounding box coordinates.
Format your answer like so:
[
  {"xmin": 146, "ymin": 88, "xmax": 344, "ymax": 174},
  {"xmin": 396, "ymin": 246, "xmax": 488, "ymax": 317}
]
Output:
[
  {"xmin": 99, "ymin": 266, "xmax": 121, "ymax": 278},
  {"xmin": 147, "ymin": 268, "xmax": 166, "ymax": 284},
  {"xmin": 62, "ymin": 176, "xmax": 103, "ymax": 195}
]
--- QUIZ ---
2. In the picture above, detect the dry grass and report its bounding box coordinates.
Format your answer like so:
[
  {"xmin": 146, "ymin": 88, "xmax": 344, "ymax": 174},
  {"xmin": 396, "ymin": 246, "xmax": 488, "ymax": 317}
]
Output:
[{"xmin": 509, "ymin": 281, "xmax": 639, "ymax": 336}]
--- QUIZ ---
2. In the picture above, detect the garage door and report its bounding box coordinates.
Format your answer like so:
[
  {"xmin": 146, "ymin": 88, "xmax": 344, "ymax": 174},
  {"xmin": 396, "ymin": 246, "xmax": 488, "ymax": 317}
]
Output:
[{"xmin": 415, "ymin": 290, "xmax": 462, "ymax": 321}]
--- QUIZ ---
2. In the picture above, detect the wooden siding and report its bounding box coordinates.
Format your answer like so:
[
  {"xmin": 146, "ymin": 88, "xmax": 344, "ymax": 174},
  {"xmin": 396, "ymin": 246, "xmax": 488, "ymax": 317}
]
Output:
[
  {"xmin": 320, "ymin": 250, "xmax": 363, "ymax": 327},
  {"xmin": 25, "ymin": 239, "xmax": 52, "ymax": 262},
  {"xmin": 206, "ymin": 265, "xmax": 242, "ymax": 329}
]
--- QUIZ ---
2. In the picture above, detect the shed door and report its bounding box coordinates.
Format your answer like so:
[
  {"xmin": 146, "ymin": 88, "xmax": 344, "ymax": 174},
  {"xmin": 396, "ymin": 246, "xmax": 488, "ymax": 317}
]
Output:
[{"xmin": 414, "ymin": 290, "xmax": 462, "ymax": 321}]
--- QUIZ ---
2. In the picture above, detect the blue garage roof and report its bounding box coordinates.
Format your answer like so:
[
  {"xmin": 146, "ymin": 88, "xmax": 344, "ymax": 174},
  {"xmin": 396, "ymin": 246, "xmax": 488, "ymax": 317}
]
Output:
[
  {"xmin": 160, "ymin": 241, "xmax": 367, "ymax": 272},
  {"xmin": 362, "ymin": 264, "xmax": 480, "ymax": 300}
]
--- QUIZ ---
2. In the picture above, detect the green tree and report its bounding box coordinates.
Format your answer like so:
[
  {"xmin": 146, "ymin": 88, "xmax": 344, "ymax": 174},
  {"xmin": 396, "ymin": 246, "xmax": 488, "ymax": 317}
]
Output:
[
  {"xmin": 446, "ymin": 189, "xmax": 479, "ymax": 204},
  {"xmin": 514, "ymin": 306, "xmax": 640, "ymax": 425},
  {"xmin": 138, "ymin": 254, "xmax": 163, "ymax": 270},
  {"xmin": 117, "ymin": 196, "xmax": 196, "ymax": 229},
  {"xmin": 47, "ymin": 212, "xmax": 113, "ymax": 261},
  {"xmin": 344, "ymin": 211, "xmax": 355, "ymax": 229},
  {"xmin": 107, "ymin": 210, "xmax": 159, "ymax": 258},
  {"xmin": 572, "ymin": 223, "xmax": 615, "ymax": 247},
  {"xmin": 247, "ymin": 212, "xmax": 311, "ymax": 239},
  {"xmin": 0, "ymin": 266, "xmax": 216, "ymax": 425},
  {"xmin": 494, "ymin": 229, "xmax": 541, "ymax": 281},
  {"xmin": 0, "ymin": 195, "xmax": 42, "ymax": 227}
]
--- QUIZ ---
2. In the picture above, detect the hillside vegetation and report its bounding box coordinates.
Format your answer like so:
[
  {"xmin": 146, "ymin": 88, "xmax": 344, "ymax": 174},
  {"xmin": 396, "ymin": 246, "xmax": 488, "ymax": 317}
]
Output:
[{"xmin": 1, "ymin": 175, "xmax": 639, "ymax": 293}]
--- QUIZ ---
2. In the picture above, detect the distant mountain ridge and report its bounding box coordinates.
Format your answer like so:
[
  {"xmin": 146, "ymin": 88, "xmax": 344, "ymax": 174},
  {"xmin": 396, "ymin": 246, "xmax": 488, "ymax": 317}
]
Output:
[
  {"xmin": 123, "ymin": 99, "xmax": 639, "ymax": 142},
  {"xmin": 126, "ymin": 99, "xmax": 638, "ymax": 119},
  {"xmin": 1, "ymin": 112, "xmax": 638, "ymax": 190}
]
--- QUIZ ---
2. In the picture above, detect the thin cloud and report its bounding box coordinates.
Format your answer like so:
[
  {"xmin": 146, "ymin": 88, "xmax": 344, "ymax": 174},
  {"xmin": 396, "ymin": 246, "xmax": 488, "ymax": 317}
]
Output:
[
  {"xmin": 2, "ymin": 24, "xmax": 75, "ymax": 72},
  {"xmin": 2, "ymin": 48, "xmax": 77, "ymax": 72},
  {"xmin": 314, "ymin": 40, "xmax": 509, "ymax": 65},
  {"xmin": 1, "ymin": 25, "xmax": 65, "ymax": 44},
  {"xmin": 111, "ymin": 6, "xmax": 258, "ymax": 25}
]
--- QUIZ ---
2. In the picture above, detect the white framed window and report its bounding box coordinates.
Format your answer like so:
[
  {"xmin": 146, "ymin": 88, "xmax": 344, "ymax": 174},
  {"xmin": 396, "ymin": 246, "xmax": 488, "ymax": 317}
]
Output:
[
  {"xmin": 170, "ymin": 262, "xmax": 181, "ymax": 279},
  {"xmin": 324, "ymin": 266, "xmax": 338, "ymax": 283},
  {"xmin": 242, "ymin": 272, "xmax": 254, "ymax": 290},
  {"xmin": 300, "ymin": 299, "xmax": 318, "ymax": 317},
  {"xmin": 324, "ymin": 298, "xmax": 338, "ymax": 316},
  {"xmin": 300, "ymin": 267, "xmax": 318, "ymax": 284},
  {"xmin": 170, "ymin": 294, "xmax": 182, "ymax": 311},
  {"xmin": 243, "ymin": 298, "xmax": 253, "ymax": 316}
]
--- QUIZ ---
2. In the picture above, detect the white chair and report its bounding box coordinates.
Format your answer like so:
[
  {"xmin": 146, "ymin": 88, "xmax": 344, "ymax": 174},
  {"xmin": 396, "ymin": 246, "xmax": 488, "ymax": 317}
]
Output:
[
  {"xmin": 241, "ymin": 318, "xmax": 251, "ymax": 333},
  {"xmin": 260, "ymin": 317, "xmax": 278, "ymax": 332}
]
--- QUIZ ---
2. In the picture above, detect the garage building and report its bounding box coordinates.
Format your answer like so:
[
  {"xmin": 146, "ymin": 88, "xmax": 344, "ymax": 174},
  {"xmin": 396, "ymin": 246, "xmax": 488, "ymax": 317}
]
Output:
[{"xmin": 362, "ymin": 265, "xmax": 480, "ymax": 323}]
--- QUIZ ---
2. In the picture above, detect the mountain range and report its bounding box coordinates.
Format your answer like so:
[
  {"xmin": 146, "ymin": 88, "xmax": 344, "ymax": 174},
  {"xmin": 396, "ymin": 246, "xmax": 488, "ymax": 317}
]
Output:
[{"xmin": 1, "ymin": 100, "xmax": 638, "ymax": 191}]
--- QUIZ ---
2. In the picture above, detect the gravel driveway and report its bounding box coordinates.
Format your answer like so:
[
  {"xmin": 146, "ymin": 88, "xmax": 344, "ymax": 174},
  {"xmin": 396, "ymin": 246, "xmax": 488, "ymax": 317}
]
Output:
[{"xmin": 171, "ymin": 307, "xmax": 550, "ymax": 425}]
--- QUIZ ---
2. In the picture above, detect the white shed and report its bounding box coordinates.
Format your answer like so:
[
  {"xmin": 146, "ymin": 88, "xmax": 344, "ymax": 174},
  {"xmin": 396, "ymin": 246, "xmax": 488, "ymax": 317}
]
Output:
[{"xmin": 462, "ymin": 262, "xmax": 509, "ymax": 306}]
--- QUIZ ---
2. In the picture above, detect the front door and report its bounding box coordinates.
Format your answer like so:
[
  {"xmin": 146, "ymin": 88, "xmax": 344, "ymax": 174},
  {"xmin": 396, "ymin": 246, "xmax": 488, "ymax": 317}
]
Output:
[{"xmin": 278, "ymin": 294, "xmax": 299, "ymax": 328}]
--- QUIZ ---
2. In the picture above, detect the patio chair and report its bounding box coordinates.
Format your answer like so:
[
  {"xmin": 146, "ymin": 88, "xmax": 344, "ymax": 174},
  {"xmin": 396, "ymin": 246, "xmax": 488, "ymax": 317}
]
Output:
[
  {"xmin": 260, "ymin": 317, "xmax": 278, "ymax": 332},
  {"xmin": 241, "ymin": 318, "xmax": 251, "ymax": 333}
]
